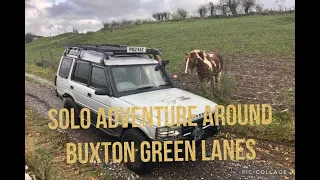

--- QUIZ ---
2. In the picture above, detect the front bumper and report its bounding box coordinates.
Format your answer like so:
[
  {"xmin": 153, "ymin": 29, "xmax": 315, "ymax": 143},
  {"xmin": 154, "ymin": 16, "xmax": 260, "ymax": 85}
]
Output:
[
  {"xmin": 152, "ymin": 122, "xmax": 221, "ymax": 161},
  {"xmin": 182, "ymin": 123, "xmax": 220, "ymax": 141},
  {"xmin": 155, "ymin": 116, "xmax": 221, "ymax": 142}
]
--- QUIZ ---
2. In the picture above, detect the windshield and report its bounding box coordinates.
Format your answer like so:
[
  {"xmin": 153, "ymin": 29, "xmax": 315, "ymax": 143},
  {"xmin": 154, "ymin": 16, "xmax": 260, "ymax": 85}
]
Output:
[{"xmin": 111, "ymin": 64, "xmax": 170, "ymax": 93}]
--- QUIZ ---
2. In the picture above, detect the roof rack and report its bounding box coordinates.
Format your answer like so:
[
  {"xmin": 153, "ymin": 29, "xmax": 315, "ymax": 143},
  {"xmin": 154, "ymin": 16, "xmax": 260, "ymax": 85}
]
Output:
[{"xmin": 64, "ymin": 44, "xmax": 163, "ymax": 61}]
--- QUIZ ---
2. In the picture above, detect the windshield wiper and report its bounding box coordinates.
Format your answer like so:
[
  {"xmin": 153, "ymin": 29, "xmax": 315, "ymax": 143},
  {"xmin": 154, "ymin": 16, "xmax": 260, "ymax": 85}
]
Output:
[
  {"xmin": 158, "ymin": 84, "xmax": 169, "ymax": 87},
  {"xmin": 136, "ymin": 86, "xmax": 155, "ymax": 91}
]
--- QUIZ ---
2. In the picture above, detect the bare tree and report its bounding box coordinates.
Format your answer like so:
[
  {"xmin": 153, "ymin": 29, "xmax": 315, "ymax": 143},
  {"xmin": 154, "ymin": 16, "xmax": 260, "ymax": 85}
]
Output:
[
  {"xmin": 176, "ymin": 8, "xmax": 188, "ymax": 20},
  {"xmin": 208, "ymin": 2, "xmax": 216, "ymax": 16},
  {"xmin": 275, "ymin": 0, "xmax": 286, "ymax": 12},
  {"xmin": 25, "ymin": 33, "xmax": 35, "ymax": 44},
  {"xmin": 161, "ymin": 13, "xmax": 165, "ymax": 20},
  {"xmin": 241, "ymin": 0, "xmax": 256, "ymax": 14},
  {"xmin": 197, "ymin": 5, "xmax": 208, "ymax": 17},
  {"xmin": 153, "ymin": 12, "xmax": 170, "ymax": 21},
  {"xmin": 134, "ymin": 19, "xmax": 143, "ymax": 25},
  {"xmin": 121, "ymin": 19, "xmax": 133, "ymax": 27},
  {"xmin": 220, "ymin": 0, "xmax": 240, "ymax": 16},
  {"xmin": 111, "ymin": 20, "xmax": 120, "ymax": 28},
  {"xmin": 215, "ymin": 4, "xmax": 224, "ymax": 15},
  {"xmin": 162, "ymin": 12, "xmax": 170, "ymax": 20},
  {"xmin": 152, "ymin": 13, "xmax": 158, "ymax": 20},
  {"xmin": 152, "ymin": 13, "xmax": 161, "ymax": 20},
  {"xmin": 103, "ymin": 22, "xmax": 111, "ymax": 30},
  {"xmin": 255, "ymin": 3, "xmax": 264, "ymax": 13},
  {"xmin": 218, "ymin": 1, "xmax": 229, "ymax": 16},
  {"xmin": 73, "ymin": 28, "xmax": 79, "ymax": 33}
]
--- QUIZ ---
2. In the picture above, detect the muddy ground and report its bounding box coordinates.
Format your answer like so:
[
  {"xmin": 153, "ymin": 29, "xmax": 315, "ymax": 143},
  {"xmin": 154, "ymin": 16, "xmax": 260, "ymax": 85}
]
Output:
[
  {"xmin": 172, "ymin": 57, "xmax": 295, "ymax": 112},
  {"xmin": 25, "ymin": 73, "xmax": 295, "ymax": 180}
]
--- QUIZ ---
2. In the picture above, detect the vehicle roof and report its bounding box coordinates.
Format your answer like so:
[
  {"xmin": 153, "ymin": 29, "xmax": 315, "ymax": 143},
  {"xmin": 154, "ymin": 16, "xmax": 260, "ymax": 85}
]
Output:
[
  {"xmin": 64, "ymin": 49, "xmax": 159, "ymax": 65},
  {"xmin": 105, "ymin": 56, "xmax": 159, "ymax": 65}
]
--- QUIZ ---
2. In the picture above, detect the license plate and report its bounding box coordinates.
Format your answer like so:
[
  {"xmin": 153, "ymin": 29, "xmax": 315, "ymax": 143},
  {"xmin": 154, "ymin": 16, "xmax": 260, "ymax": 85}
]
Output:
[{"xmin": 127, "ymin": 46, "xmax": 146, "ymax": 53}]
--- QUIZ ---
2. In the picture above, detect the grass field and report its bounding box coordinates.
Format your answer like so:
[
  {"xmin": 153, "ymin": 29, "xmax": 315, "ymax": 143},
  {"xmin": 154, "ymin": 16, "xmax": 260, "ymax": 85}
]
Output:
[
  {"xmin": 25, "ymin": 14, "xmax": 295, "ymax": 143},
  {"xmin": 25, "ymin": 14, "xmax": 294, "ymax": 69}
]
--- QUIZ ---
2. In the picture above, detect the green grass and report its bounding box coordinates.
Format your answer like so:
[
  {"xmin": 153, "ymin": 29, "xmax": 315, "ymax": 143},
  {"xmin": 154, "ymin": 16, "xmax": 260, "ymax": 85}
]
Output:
[
  {"xmin": 25, "ymin": 14, "xmax": 295, "ymax": 79},
  {"xmin": 25, "ymin": 63, "xmax": 55, "ymax": 81},
  {"xmin": 25, "ymin": 76, "xmax": 42, "ymax": 85},
  {"xmin": 25, "ymin": 107, "xmax": 111, "ymax": 180},
  {"xmin": 224, "ymin": 110, "xmax": 295, "ymax": 143}
]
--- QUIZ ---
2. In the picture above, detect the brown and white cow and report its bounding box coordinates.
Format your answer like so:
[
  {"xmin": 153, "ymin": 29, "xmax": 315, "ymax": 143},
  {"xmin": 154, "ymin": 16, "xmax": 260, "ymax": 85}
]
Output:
[{"xmin": 184, "ymin": 50, "xmax": 223, "ymax": 85}]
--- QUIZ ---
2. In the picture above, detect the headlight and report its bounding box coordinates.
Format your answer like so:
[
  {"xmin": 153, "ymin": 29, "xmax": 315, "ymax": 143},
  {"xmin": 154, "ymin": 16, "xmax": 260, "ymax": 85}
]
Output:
[{"xmin": 156, "ymin": 126, "xmax": 182, "ymax": 140}]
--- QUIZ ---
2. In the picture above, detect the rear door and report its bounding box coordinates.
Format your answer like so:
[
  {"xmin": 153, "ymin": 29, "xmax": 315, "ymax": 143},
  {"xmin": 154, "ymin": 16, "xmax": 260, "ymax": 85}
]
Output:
[
  {"xmin": 56, "ymin": 57, "xmax": 74, "ymax": 96},
  {"xmin": 69, "ymin": 60, "xmax": 91, "ymax": 108}
]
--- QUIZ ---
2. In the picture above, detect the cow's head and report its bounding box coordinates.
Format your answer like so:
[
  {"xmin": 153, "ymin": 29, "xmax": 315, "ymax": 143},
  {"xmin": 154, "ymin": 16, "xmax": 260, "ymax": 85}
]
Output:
[{"xmin": 184, "ymin": 50, "xmax": 206, "ymax": 74}]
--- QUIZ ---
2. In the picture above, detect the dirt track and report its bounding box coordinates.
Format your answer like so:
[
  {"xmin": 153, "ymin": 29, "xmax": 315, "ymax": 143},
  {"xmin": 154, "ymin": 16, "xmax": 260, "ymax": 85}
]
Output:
[{"xmin": 25, "ymin": 73, "xmax": 295, "ymax": 180}]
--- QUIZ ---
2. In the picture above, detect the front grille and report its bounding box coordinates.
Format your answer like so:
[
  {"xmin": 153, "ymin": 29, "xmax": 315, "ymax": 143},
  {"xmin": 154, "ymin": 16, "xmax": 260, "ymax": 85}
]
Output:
[{"xmin": 182, "ymin": 114, "xmax": 215, "ymax": 135}]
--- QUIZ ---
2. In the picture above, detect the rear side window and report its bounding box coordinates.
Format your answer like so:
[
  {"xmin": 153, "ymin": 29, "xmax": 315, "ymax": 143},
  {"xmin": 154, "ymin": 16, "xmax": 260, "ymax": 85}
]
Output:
[
  {"xmin": 90, "ymin": 66, "xmax": 108, "ymax": 88},
  {"xmin": 71, "ymin": 61, "xmax": 90, "ymax": 84},
  {"xmin": 58, "ymin": 58, "xmax": 73, "ymax": 78}
]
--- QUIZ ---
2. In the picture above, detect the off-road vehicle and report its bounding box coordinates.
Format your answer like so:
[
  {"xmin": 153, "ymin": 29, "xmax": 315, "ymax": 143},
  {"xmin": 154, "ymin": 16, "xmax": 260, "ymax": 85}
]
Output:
[{"xmin": 54, "ymin": 44, "xmax": 221, "ymax": 174}]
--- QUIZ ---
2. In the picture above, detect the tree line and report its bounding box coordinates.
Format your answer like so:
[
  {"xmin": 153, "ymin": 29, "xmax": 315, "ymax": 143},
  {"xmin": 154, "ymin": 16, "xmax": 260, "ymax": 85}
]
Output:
[
  {"xmin": 25, "ymin": 33, "xmax": 43, "ymax": 44},
  {"xmin": 102, "ymin": 0, "xmax": 293, "ymax": 31}
]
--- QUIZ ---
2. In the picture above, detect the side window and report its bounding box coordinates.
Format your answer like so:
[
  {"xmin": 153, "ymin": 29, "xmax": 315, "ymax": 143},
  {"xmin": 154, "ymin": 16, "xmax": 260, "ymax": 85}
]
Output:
[
  {"xmin": 58, "ymin": 58, "xmax": 73, "ymax": 78},
  {"xmin": 71, "ymin": 61, "xmax": 90, "ymax": 84},
  {"xmin": 90, "ymin": 66, "xmax": 108, "ymax": 88}
]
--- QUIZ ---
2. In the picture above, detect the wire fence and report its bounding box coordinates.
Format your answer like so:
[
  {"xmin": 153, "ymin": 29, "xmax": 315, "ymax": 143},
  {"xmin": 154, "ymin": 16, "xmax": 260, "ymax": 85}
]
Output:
[{"xmin": 28, "ymin": 51, "xmax": 60, "ymax": 71}]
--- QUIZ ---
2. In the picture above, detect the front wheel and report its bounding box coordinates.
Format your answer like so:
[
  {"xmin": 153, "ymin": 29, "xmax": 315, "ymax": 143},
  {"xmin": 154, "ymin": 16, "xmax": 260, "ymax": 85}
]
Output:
[{"xmin": 121, "ymin": 128, "xmax": 153, "ymax": 175}]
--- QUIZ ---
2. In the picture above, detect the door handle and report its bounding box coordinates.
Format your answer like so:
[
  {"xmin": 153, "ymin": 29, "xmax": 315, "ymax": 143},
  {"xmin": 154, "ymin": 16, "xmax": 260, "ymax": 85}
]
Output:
[
  {"xmin": 70, "ymin": 86, "xmax": 74, "ymax": 89},
  {"xmin": 87, "ymin": 93, "xmax": 91, "ymax": 97}
]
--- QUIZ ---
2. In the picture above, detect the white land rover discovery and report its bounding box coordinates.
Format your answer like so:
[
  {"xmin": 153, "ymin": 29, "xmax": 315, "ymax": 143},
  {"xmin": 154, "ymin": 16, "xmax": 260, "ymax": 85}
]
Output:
[{"xmin": 54, "ymin": 44, "xmax": 220, "ymax": 174}]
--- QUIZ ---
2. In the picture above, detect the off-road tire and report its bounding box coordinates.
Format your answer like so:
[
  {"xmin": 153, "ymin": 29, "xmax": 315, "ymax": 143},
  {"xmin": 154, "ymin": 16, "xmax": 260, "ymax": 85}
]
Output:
[
  {"xmin": 63, "ymin": 97, "xmax": 80, "ymax": 123},
  {"xmin": 121, "ymin": 128, "xmax": 153, "ymax": 175}
]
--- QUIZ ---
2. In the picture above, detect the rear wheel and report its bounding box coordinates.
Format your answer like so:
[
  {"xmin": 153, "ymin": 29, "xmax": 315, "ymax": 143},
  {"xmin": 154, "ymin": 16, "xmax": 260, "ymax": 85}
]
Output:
[
  {"xmin": 121, "ymin": 128, "xmax": 153, "ymax": 175},
  {"xmin": 63, "ymin": 97, "xmax": 80, "ymax": 124}
]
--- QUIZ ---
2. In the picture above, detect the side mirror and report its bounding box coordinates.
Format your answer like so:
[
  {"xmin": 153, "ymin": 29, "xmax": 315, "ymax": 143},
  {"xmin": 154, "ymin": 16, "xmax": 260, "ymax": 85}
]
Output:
[
  {"xmin": 162, "ymin": 60, "xmax": 170, "ymax": 67},
  {"xmin": 94, "ymin": 88, "xmax": 110, "ymax": 95},
  {"xmin": 155, "ymin": 60, "xmax": 170, "ymax": 71}
]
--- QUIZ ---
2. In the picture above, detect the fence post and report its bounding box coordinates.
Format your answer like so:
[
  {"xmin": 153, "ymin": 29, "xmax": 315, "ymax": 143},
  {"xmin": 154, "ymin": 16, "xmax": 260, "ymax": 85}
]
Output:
[
  {"xmin": 50, "ymin": 52, "xmax": 55, "ymax": 70},
  {"xmin": 40, "ymin": 52, "xmax": 44, "ymax": 63},
  {"xmin": 40, "ymin": 51, "xmax": 47, "ymax": 67}
]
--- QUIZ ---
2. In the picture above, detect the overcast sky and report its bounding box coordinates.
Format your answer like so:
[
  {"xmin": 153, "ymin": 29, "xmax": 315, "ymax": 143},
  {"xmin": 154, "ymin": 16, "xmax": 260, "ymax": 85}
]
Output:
[{"xmin": 25, "ymin": 0, "xmax": 295, "ymax": 37}]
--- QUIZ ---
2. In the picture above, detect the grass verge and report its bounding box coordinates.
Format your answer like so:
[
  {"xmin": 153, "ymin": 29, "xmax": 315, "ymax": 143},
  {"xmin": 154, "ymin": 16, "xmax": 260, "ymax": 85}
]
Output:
[
  {"xmin": 25, "ymin": 63, "xmax": 55, "ymax": 81},
  {"xmin": 25, "ymin": 106, "xmax": 111, "ymax": 180},
  {"xmin": 25, "ymin": 76, "xmax": 43, "ymax": 85},
  {"xmin": 223, "ymin": 110, "xmax": 295, "ymax": 143}
]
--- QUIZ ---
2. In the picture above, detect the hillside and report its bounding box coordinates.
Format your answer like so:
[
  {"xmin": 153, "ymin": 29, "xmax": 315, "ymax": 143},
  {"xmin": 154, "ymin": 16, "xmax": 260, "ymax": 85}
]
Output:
[
  {"xmin": 26, "ymin": 14, "xmax": 294, "ymax": 103},
  {"xmin": 25, "ymin": 14, "xmax": 295, "ymax": 142},
  {"xmin": 26, "ymin": 14, "xmax": 294, "ymax": 100},
  {"xmin": 25, "ymin": 14, "xmax": 294, "ymax": 64}
]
